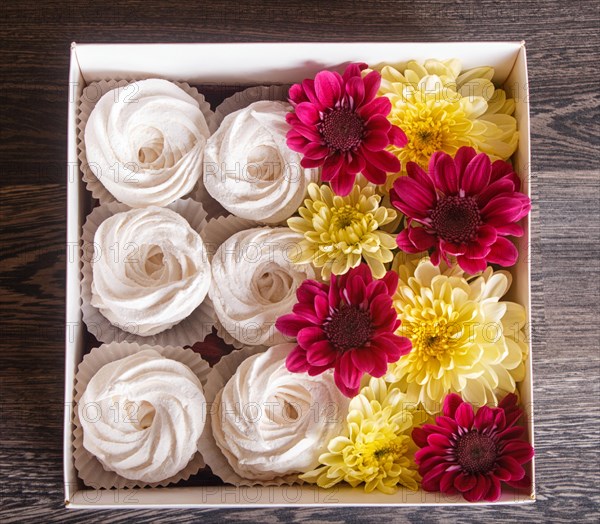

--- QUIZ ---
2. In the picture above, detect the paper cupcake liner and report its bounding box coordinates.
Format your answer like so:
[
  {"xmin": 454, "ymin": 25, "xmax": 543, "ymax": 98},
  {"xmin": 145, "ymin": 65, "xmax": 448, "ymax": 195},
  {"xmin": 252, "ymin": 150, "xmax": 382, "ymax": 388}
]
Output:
[
  {"xmin": 77, "ymin": 78, "xmax": 218, "ymax": 209},
  {"xmin": 201, "ymin": 215, "xmax": 263, "ymax": 348},
  {"xmin": 73, "ymin": 342, "xmax": 211, "ymax": 489},
  {"xmin": 200, "ymin": 214, "xmax": 259, "ymax": 261},
  {"xmin": 212, "ymin": 85, "xmax": 291, "ymax": 129},
  {"xmin": 198, "ymin": 345, "xmax": 304, "ymax": 487},
  {"xmin": 81, "ymin": 198, "xmax": 216, "ymax": 346}
]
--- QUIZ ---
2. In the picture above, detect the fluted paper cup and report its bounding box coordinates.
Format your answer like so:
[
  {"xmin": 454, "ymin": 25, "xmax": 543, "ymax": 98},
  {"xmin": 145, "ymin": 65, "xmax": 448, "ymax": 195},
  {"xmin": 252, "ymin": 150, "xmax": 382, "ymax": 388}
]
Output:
[
  {"xmin": 80, "ymin": 198, "xmax": 216, "ymax": 346},
  {"xmin": 198, "ymin": 345, "xmax": 304, "ymax": 487},
  {"xmin": 72, "ymin": 341, "xmax": 211, "ymax": 489},
  {"xmin": 193, "ymin": 84, "xmax": 293, "ymax": 215},
  {"xmin": 77, "ymin": 78, "xmax": 221, "ymax": 215}
]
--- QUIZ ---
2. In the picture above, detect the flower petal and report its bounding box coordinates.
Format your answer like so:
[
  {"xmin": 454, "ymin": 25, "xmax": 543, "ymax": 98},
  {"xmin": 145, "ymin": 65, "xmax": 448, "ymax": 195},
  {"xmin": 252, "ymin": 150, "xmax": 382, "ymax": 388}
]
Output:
[
  {"xmin": 477, "ymin": 224, "xmax": 498, "ymax": 246},
  {"xmin": 286, "ymin": 130, "xmax": 310, "ymax": 152},
  {"xmin": 302, "ymin": 142, "xmax": 330, "ymax": 160},
  {"xmin": 430, "ymin": 151, "xmax": 458, "ymax": 195},
  {"xmin": 363, "ymin": 130, "xmax": 391, "ymax": 151},
  {"xmin": 361, "ymin": 160, "xmax": 387, "ymax": 185},
  {"xmin": 359, "ymin": 96, "xmax": 392, "ymax": 119},
  {"xmin": 346, "ymin": 151, "xmax": 366, "ymax": 174},
  {"xmin": 496, "ymin": 455, "xmax": 525, "ymax": 479},
  {"xmin": 477, "ymin": 178, "xmax": 516, "ymax": 208},
  {"xmin": 490, "ymin": 158, "xmax": 517, "ymax": 184},
  {"xmin": 453, "ymin": 146, "xmax": 478, "ymax": 177},
  {"xmin": 502, "ymin": 441, "xmax": 534, "ymax": 463},
  {"xmin": 486, "ymin": 237, "xmax": 519, "ymax": 267},
  {"xmin": 392, "ymin": 176, "xmax": 436, "ymax": 217},
  {"xmin": 473, "ymin": 405, "xmax": 494, "ymax": 430},
  {"xmin": 350, "ymin": 348, "xmax": 375, "ymax": 373},
  {"xmin": 464, "ymin": 474, "xmax": 489, "ymax": 502},
  {"xmin": 275, "ymin": 314, "xmax": 312, "ymax": 337},
  {"xmin": 456, "ymin": 255, "xmax": 488, "ymax": 274},
  {"xmin": 369, "ymin": 293, "xmax": 393, "ymax": 323},
  {"xmin": 345, "ymin": 76, "xmax": 365, "ymax": 106},
  {"xmin": 314, "ymin": 70, "xmax": 343, "ymax": 107},
  {"xmin": 443, "ymin": 393, "xmax": 464, "ymax": 419},
  {"xmin": 381, "ymin": 270, "xmax": 399, "ymax": 296},
  {"xmin": 289, "ymin": 82, "xmax": 308, "ymax": 105},
  {"xmin": 322, "ymin": 152, "xmax": 344, "ymax": 182},
  {"xmin": 330, "ymin": 172, "xmax": 356, "ymax": 197},
  {"xmin": 455, "ymin": 473, "xmax": 477, "ymax": 492},
  {"xmin": 461, "ymin": 153, "xmax": 491, "ymax": 196},
  {"xmin": 427, "ymin": 433, "xmax": 452, "ymax": 449},
  {"xmin": 306, "ymin": 340, "xmax": 337, "ymax": 367},
  {"xmin": 409, "ymin": 227, "xmax": 438, "ymax": 251},
  {"xmin": 389, "ymin": 125, "xmax": 408, "ymax": 147},
  {"xmin": 314, "ymin": 294, "xmax": 330, "ymax": 321},
  {"xmin": 300, "ymin": 156, "xmax": 325, "ymax": 169},
  {"xmin": 286, "ymin": 346, "xmax": 309, "ymax": 372},
  {"xmin": 440, "ymin": 240, "xmax": 466, "ymax": 256},
  {"xmin": 295, "ymin": 102, "xmax": 321, "ymax": 126},
  {"xmin": 481, "ymin": 196, "xmax": 528, "ymax": 225},
  {"xmin": 455, "ymin": 402, "xmax": 474, "ymax": 428},
  {"xmin": 484, "ymin": 475, "xmax": 502, "ymax": 502},
  {"xmin": 362, "ymin": 70, "xmax": 381, "ymax": 102},
  {"xmin": 396, "ymin": 228, "xmax": 423, "ymax": 253},
  {"xmin": 347, "ymin": 272, "xmax": 367, "ymax": 305},
  {"xmin": 297, "ymin": 326, "xmax": 327, "ymax": 348},
  {"xmin": 494, "ymin": 223, "xmax": 524, "ymax": 237},
  {"xmin": 342, "ymin": 62, "xmax": 367, "ymax": 82}
]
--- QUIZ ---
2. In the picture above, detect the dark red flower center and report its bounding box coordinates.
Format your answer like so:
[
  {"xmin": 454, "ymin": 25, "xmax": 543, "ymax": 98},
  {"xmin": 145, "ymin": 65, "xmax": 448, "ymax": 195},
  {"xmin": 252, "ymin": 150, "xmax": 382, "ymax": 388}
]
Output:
[
  {"xmin": 455, "ymin": 431, "xmax": 498, "ymax": 474},
  {"xmin": 323, "ymin": 304, "xmax": 372, "ymax": 351},
  {"xmin": 319, "ymin": 107, "xmax": 365, "ymax": 152},
  {"xmin": 431, "ymin": 195, "xmax": 482, "ymax": 244}
]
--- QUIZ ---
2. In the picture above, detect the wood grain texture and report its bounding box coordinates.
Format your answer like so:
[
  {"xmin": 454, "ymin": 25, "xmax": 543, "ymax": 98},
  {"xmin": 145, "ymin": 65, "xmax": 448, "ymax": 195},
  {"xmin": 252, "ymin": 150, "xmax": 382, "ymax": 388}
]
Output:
[{"xmin": 1, "ymin": 0, "xmax": 599, "ymax": 522}]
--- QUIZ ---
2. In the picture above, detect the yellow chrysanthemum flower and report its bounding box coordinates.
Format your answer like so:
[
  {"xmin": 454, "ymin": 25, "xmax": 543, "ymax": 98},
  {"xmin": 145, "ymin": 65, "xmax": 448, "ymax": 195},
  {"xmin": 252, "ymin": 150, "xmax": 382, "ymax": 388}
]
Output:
[
  {"xmin": 371, "ymin": 59, "xmax": 519, "ymax": 189},
  {"xmin": 300, "ymin": 378, "xmax": 420, "ymax": 494},
  {"xmin": 287, "ymin": 182, "xmax": 398, "ymax": 279},
  {"xmin": 386, "ymin": 256, "xmax": 528, "ymax": 414}
]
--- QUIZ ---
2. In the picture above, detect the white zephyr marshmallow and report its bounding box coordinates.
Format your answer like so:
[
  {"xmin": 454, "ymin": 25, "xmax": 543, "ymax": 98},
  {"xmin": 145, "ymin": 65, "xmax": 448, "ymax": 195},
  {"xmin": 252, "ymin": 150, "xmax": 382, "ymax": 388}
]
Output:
[
  {"xmin": 91, "ymin": 206, "xmax": 211, "ymax": 336},
  {"xmin": 78, "ymin": 349, "xmax": 206, "ymax": 483},
  {"xmin": 204, "ymin": 100, "xmax": 318, "ymax": 224},
  {"xmin": 209, "ymin": 227, "xmax": 316, "ymax": 346},
  {"xmin": 85, "ymin": 79, "xmax": 211, "ymax": 207},
  {"xmin": 212, "ymin": 344, "xmax": 349, "ymax": 481}
]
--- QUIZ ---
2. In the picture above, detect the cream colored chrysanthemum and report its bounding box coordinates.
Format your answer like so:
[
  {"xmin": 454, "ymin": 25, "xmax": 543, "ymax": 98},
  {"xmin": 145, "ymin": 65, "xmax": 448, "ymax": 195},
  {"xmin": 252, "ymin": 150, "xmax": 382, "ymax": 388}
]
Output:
[
  {"xmin": 300, "ymin": 378, "xmax": 420, "ymax": 494},
  {"xmin": 371, "ymin": 59, "xmax": 518, "ymax": 190},
  {"xmin": 386, "ymin": 256, "xmax": 528, "ymax": 414},
  {"xmin": 287, "ymin": 182, "xmax": 398, "ymax": 279}
]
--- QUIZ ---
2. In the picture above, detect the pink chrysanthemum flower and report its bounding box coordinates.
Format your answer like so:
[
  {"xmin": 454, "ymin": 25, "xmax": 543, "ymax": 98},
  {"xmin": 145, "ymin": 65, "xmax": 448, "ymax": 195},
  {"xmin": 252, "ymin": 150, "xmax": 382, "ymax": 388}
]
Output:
[
  {"xmin": 413, "ymin": 393, "xmax": 534, "ymax": 502},
  {"xmin": 275, "ymin": 264, "xmax": 412, "ymax": 397},
  {"xmin": 390, "ymin": 146, "xmax": 531, "ymax": 274},
  {"xmin": 286, "ymin": 62, "xmax": 408, "ymax": 196}
]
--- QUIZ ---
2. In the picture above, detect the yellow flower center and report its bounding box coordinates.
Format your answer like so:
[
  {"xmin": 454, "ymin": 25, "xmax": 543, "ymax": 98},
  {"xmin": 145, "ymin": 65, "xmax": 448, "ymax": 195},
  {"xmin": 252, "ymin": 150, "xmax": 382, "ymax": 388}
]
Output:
[
  {"xmin": 408, "ymin": 317, "xmax": 454, "ymax": 359},
  {"xmin": 388, "ymin": 95, "xmax": 473, "ymax": 169},
  {"xmin": 330, "ymin": 204, "xmax": 365, "ymax": 230},
  {"xmin": 372, "ymin": 440, "xmax": 408, "ymax": 460},
  {"xmin": 353, "ymin": 433, "xmax": 410, "ymax": 474},
  {"xmin": 410, "ymin": 121, "xmax": 444, "ymax": 159}
]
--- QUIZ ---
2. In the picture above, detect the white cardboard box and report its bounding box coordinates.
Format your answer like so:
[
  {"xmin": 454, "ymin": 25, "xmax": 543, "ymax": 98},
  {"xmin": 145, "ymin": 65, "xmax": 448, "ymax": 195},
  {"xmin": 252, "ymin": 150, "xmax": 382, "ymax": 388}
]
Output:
[{"xmin": 65, "ymin": 42, "xmax": 534, "ymax": 508}]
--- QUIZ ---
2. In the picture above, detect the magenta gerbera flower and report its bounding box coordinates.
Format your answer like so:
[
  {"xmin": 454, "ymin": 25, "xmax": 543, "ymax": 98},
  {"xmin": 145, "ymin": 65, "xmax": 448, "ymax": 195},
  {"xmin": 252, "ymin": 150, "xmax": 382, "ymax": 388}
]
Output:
[
  {"xmin": 390, "ymin": 146, "xmax": 531, "ymax": 274},
  {"xmin": 275, "ymin": 264, "xmax": 412, "ymax": 397},
  {"xmin": 286, "ymin": 62, "xmax": 408, "ymax": 196},
  {"xmin": 413, "ymin": 393, "xmax": 534, "ymax": 503}
]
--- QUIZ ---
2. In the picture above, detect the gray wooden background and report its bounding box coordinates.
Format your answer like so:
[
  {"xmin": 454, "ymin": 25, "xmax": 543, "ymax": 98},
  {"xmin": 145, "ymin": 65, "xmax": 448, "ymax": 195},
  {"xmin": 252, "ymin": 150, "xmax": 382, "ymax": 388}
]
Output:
[{"xmin": 1, "ymin": 0, "xmax": 599, "ymax": 522}]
